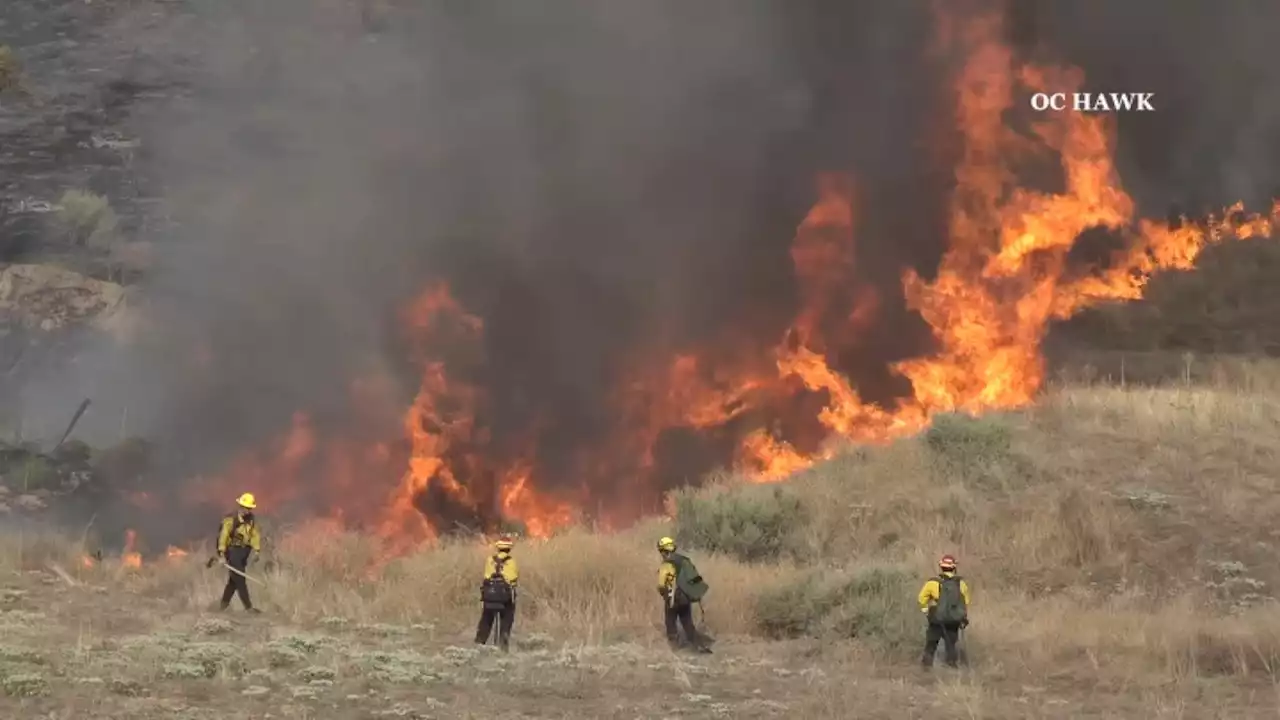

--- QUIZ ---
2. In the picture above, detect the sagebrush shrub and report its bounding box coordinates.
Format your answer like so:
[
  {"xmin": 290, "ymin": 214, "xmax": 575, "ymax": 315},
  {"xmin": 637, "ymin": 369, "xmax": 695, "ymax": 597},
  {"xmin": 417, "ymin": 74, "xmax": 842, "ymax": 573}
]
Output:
[
  {"xmin": 752, "ymin": 564, "xmax": 917, "ymax": 652},
  {"xmin": 49, "ymin": 189, "xmax": 119, "ymax": 247},
  {"xmin": 0, "ymin": 46, "xmax": 21, "ymax": 94},
  {"xmin": 924, "ymin": 412, "xmax": 1012, "ymax": 468},
  {"xmin": 672, "ymin": 481, "xmax": 805, "ymax": 562},
  {"xmin": 753, "ymin": 575, "xmax": 826, "ymax": 639},
  {"xmin": 17, "ymin": 457, "xmax": 59, "ymax": 492}
]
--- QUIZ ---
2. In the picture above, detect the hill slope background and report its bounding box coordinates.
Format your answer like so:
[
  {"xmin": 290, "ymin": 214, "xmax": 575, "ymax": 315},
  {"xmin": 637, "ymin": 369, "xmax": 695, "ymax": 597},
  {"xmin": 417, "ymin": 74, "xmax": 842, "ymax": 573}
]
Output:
[{"xmin": 1, "ymin": 367, "xmax": 1279, "ymax": 717}]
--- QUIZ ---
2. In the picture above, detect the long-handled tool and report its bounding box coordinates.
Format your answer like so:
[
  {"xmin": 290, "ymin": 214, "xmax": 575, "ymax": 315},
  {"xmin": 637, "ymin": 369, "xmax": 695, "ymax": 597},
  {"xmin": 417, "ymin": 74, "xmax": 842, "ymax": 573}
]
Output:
[
  {"xmin": 0, "ymin": 397, "xmax": 92, "ymax": 462},
  {"xmin": 221, "ymin": 561, "xmax": 266, "ymax": 586},
  {"xmin": 51, "ymin": 398, "xmax": 91, "ymax": 453}
]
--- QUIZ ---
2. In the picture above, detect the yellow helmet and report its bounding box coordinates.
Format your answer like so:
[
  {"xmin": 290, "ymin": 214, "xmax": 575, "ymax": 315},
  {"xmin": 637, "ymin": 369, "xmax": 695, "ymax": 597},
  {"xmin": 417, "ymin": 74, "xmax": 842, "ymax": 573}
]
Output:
[
  {"xmin": 657, "ymin": 536, "xmax": 676, "ymax": 552},
  {"xmin": 236, "ymin": 492, "xmax": 257, "ymax": 510},
  {"xmin": 494, "ymin": 536, "xmax": 514, "ymax": 551}
]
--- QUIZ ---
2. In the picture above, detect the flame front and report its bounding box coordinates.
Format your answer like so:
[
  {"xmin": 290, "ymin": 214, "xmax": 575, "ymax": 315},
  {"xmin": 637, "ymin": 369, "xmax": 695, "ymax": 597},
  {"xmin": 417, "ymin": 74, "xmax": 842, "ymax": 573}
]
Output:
[
  {"xmin": 170, "ymin": 5, "xmax": 1276, "ymax": 553},
  {"xmin": 122, "ymin": 530, "xmax": 142, "ymax": 569}
]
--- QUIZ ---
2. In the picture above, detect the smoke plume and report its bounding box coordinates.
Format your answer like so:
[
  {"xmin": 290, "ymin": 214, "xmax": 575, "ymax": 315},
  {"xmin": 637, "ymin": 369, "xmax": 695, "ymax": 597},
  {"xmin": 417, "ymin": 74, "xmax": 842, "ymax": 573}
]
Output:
[{"xmin": 10, "ymin": 0, "xmax": 1279, "ymax": 543}]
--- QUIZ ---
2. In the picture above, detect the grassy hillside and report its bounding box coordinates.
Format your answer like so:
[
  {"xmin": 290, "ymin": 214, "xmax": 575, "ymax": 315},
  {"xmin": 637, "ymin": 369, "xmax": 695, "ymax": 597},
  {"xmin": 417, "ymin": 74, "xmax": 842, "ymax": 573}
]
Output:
[{"xmin": 1, "ymin": 370, "xmax": 1280, "ymax": 717}]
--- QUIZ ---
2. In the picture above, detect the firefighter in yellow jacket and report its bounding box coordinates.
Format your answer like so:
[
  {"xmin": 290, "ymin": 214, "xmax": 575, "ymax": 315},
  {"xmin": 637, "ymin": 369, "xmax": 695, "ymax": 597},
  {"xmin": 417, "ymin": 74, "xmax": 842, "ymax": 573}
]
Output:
[
  {"xmin": 475, "ymin": 537, "xmax": 519, "ymax": 650},
  {"xmin": 657, "ymin": 536, "xmax": 710, "ymax": 653},
  {"xmin": 217, "ymin": 493, "xmax": 262, "ymax": 613},
  {"xmin": 918, "ymin": 554, "xmax": 970, "ymax": 668}
]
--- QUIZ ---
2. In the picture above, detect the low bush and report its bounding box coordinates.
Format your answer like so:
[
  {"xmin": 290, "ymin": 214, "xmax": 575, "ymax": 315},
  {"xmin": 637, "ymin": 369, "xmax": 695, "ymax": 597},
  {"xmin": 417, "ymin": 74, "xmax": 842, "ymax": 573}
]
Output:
[
  {"xmin": 0, "ymin": 46, "xmax": 21, "ymax": 94},
  {"xmin": 923, "ymin": 412, "xmax": 1014, "ymax": 481},
  {"xmin": 672, "ymin": 480, "xmax": 805, "ymax": 562},
  {"xmin": 49, "ymin": 189, "xmax": 120, "ymax": 247},
  {"xmin": 753, "ymin": 563, "xmax": 917, "ymax": 653},
  {"xmin": 16, "ymin": 456, "xmax": 59, "ymax": 492},
  {"xmin": 91, "ymin": 437, "xmax": 154, "ymax": 484},
  {"xmin": 51, "ymin": 439, "xmax": 92, "ymax": 467}
]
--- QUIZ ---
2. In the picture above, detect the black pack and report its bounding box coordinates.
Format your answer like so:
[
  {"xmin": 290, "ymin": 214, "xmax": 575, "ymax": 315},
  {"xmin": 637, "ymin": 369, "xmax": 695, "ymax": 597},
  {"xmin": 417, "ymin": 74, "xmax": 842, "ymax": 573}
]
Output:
[
  {"xmin": 934, "ymin": 575, "xmax": 968, "ymax": 625},
  {"xmin": 481, "ymin": 556, "xmax": 514, "ymax": 608}
]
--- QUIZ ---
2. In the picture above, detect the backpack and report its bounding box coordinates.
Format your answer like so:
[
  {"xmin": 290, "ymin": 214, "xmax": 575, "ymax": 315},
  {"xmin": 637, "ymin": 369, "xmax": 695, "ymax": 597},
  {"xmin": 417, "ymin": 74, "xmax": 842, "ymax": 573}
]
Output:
[
  {"xmin": 481, "ymin": 556, "xmax": 514, "ymax": 608},
  {"xmin": 671, "ymin": 553, "xmax": 709, "ymax": 605},
  {"xmin": 934, "ymin": 575, "xmax": 967, "ymax": 625}
]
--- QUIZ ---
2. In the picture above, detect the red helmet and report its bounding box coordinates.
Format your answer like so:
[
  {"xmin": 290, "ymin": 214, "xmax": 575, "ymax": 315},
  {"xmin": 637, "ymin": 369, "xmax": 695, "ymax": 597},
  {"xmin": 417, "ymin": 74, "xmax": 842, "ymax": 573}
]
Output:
[{"xmin": 938, "ymin": 554, "xmax": 957, "ymax": 571}]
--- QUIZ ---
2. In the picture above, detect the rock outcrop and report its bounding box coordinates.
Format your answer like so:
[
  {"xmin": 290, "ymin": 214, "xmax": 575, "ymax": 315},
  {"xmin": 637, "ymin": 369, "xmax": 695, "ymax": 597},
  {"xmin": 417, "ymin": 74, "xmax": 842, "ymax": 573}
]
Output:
[{"xmin": 0, "ymin": 263, "xmax": 125, "ymax": 331}]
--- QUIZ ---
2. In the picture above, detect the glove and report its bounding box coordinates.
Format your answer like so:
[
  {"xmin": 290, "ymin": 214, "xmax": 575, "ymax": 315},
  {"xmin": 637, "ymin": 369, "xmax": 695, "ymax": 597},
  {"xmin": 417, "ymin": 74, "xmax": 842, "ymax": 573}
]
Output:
[
  {"xmin": 206, "ymin": 555, "xmax": 219, "ymax": 569},
  {"xmin": 960, "ymin": 619, "xmax": 970, "ymax": 629}
]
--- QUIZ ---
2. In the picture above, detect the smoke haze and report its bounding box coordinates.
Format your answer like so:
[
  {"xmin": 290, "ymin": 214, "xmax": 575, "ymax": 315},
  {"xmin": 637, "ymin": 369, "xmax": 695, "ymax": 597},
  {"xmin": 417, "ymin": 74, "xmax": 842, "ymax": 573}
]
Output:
[{"xmin": 9, "ymin": 0, "xmax": 1279, "ymax": 536}]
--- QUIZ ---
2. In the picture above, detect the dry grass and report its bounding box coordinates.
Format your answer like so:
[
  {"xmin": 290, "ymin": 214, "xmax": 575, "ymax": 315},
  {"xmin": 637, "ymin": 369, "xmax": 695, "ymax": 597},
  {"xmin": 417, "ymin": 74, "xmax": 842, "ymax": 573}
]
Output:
[{"xmin": 2, "ymin": 373, "xmax": 1280, "ymax": 716}]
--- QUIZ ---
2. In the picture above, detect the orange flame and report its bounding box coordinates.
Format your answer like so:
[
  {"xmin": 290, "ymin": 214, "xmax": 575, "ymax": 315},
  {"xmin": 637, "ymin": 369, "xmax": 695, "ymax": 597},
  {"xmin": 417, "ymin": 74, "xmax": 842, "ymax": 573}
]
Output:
[
  {"xmin": 165, "ymin": 5, "xmax": 1277, "ymax": 554},
  {"xmin": 121, "ymin": 529, "xmax": 142, "ymax": 569},
  {"xmin": 720, "ymin": 7, "xmax": 1278, "ymax": 479},
  {"xmin": 499, "ymin": 467, "xmax": 576, "ymax": 539}
]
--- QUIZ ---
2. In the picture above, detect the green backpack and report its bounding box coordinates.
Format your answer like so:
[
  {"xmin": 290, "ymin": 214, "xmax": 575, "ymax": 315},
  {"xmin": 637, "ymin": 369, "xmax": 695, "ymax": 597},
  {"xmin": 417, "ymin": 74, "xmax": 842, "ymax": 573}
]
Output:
[
  {"xmin": 934, "ymin": 575, "xmax": 968, "ymax": 624},
  {"xmin": 672, "ymin": 553, "xmax": 709, "ymax": 604}
]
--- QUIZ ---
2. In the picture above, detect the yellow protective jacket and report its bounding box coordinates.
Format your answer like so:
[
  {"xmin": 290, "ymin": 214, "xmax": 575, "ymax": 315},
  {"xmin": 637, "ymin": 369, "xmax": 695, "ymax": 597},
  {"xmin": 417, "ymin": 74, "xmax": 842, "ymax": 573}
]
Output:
[
  {"xmin": 217, "ymin": 512, "xmax": 261, "ymax": 554},
  {"xmin": 918, "ymin": 571, "xmax": 970, "ymax": 613},
  {"xmin": 483, "ymin": 551, "xmax": 518, "ymax": 586},
  {"xmin": 657, "ymin": 561, "xmax": 675, "ymax": 595},
  {"xmin": 657, "ymin": 553, "xmax": 684, "ymax": 596}
]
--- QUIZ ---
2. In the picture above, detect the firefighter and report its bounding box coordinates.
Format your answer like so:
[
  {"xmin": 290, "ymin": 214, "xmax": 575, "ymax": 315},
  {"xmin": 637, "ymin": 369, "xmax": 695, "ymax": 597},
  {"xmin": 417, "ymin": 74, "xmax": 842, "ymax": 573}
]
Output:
[
  {"xmin": 475, "ymin": 536, "xmax": 519, "ymax": 651},
  {"xmin": 918, "ymin": 554, "xmax": 970, "ymax": 668},
  {"xmin": 657, "ymin": 536, "xmax": 710, "ymax": 653},
  {"xmin": 217, "ymin": 493, "xmax": 262, "ymax": 613}
]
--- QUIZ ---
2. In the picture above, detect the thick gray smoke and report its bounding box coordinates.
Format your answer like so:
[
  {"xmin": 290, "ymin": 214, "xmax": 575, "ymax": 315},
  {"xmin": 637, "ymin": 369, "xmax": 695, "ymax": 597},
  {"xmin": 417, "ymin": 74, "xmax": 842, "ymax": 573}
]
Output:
[
  {"xmin": 9, "ymin": 0, "xmax": 1280, "ymax": 536},
  {"xmin": 37, "ymin": 0, "xmax": 942, "ymax": 460},
  {"xmin": 1009, "ymin": 0, "xmax": 1280, "ymax": 213},
  {"xmin": 137, "ymin": 1, "xmax": 812, "ymax": 463}
]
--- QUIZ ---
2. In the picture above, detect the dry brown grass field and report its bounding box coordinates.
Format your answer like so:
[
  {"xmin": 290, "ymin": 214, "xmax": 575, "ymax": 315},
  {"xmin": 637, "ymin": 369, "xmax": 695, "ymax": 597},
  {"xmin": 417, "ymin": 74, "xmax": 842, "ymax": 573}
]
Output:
[{"xmin": 3, "ymin": 362, "xmax": 1280, "ymax": 718}]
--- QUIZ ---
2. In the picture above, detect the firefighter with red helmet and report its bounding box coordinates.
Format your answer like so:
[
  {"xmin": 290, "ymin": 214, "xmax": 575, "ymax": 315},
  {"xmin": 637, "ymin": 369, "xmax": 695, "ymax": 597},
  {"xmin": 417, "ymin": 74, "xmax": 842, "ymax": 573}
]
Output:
[{"xmin": 918, "ymin": 554, "xmax": 970, "ymax": 668}]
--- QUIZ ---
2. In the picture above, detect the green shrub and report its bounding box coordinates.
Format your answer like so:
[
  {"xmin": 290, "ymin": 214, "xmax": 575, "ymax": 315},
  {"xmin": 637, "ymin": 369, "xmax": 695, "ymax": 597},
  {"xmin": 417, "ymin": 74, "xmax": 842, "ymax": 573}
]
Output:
[
  {"xmin": 52, "ymin": 439, "xmax": 92, "ymax": 467},
  {"xmin": 49, "ymin": 189, "xmax": 120, "ymax": 247},
  {"xmin": 924, "ymin": 412, "xmax": 1013, "ymax": 468},
  {"xmin": 823, "ymin": 565, "xmax": 919, "ymax": 652},
  {"xmin": 753, "ymin": 575, "xmax": 827, "ymax": 639},
  {"xmin": 91, "ymin": 437, "xmax": 154, "ymax": 484},
  {"xmin": 0, "ymin": 46, "xmax": 21, "ymax": 94},
  {"xmin": 672, "ymin": 480, "xmax": 805, "ymax": 562},
  {"xmin": 753, "ymin": 564, "xmax": 917, "ymax": 653},
  {"xmin": 16, "ymin": 456, "xmax": 59, "ymax": 491}
]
